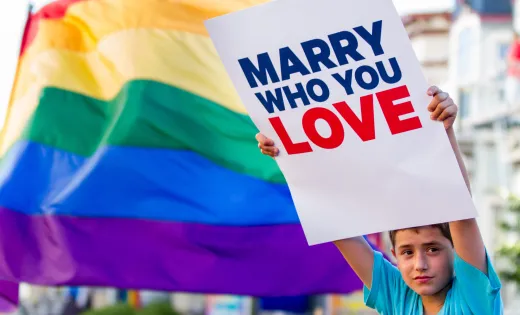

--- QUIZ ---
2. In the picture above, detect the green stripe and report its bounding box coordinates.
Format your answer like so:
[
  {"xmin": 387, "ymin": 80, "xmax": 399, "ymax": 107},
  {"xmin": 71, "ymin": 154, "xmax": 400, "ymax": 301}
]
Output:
[{"xmin": 22, "ymin": 80, "xmax": 285, "ymax": 184}]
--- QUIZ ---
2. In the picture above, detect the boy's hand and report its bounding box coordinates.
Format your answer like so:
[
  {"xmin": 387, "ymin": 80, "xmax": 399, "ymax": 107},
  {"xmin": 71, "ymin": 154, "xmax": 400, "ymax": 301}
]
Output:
[
  {"xmin": 256, "ymin": 133, "xmax": 279, "ymax": 157},
  {"xmin": 427, "ymin": 86, "xmax": 458, "ymax": 130}
]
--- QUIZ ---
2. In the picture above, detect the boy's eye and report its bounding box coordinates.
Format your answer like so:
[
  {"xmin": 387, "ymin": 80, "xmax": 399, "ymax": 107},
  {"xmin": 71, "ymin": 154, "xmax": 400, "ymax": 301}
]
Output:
[
  {"xmin": 427, "ymin": 247, "xmax": 439, "ymax": 253},
  {"xmin": 401, "ymin": 250, "xmax": 413, "ymax": 256}
]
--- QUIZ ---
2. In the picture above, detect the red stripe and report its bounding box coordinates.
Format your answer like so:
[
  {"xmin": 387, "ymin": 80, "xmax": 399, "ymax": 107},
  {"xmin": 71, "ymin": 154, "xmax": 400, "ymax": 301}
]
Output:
[{"xmin": 20, "ymin": 0, "xmax": 86, "ymax": 56}]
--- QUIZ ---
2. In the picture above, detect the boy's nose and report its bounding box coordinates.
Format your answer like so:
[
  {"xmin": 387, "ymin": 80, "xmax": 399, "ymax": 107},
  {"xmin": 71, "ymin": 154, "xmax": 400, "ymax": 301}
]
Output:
[{"xmin": 414, "ymin": 252, "xmax": 429, "ymax": 271}]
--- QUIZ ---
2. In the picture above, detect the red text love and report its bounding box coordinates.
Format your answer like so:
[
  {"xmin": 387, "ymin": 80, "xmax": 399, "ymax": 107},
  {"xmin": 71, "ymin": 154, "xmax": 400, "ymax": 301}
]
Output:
[{"xmin": 268, "ymin": 85, "xmax": 422, "ymax": 155}]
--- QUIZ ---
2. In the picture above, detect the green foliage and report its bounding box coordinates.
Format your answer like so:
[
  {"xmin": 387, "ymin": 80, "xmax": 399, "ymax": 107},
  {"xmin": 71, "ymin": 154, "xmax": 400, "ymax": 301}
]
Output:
[
  {"xmin": 497, "ymin": 194, "xmax": 520, "ymax": 286},
  {"xmin": 81, "ymin": 303, "xmax": 136, "ymax": 315},
  {"xmin": 80, "ymin": 302, "xmax": 178, "ymax": 315},
  {"xmin": 137, "ymin": 302, "xmax": 179, "ymax": 315}
]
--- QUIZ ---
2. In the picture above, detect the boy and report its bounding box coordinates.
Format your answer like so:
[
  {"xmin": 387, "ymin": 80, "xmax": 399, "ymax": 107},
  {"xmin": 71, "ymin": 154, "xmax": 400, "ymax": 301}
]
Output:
[{"xmin": 256, "ymin": 86, "xmax": 503, "ymax": 314}]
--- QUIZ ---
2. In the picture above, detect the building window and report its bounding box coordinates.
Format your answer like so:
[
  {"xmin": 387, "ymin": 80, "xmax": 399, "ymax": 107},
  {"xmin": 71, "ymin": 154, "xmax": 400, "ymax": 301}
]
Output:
[
  {"xmin": 457, "ymin": 28, "xmax": 473, "ymax": 80},
  {"xmin": 459, "ymin": 89, "xmax": 471, "ymax": 119},
  {"xmin": 497, "ymin": 42, "xmax": 511, "ymax": 102},
  {"xmin": 499, "ymin": 42, "xmax": 510, "ymax": 59},
  {"xmin": 498, "ymin": 42, "xmax": 510, "ymax": 79}
]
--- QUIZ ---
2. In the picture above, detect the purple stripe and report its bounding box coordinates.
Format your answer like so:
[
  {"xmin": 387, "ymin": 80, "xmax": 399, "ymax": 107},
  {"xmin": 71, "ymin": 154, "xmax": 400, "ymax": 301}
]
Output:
[
  {"xmin": 0, "ymin": 207, "xmax": 363, "ymax": 296},
  {"xmin": 0, "ymin": 281, "xmax": 18, "ymax": 312}
]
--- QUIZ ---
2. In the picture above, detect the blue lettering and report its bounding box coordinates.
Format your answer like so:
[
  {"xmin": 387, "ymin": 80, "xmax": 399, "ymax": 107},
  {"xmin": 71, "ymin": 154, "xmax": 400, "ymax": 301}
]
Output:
[
  {"xmin": 301, "ymin": 39, "xmax": 338, "ymax": 72},
  {"xmin": 355, "ymin": 65, "xmax": 379, "ymax": 90},
  {"xmin": 283, "ymin": 83, "xmax": 310, "ymax": 108},
  {"xmin": 376, "ymin": 58, "xmax": 401, "ymax": 84},
  {"xmin": 239, "ymin": 53, "xmax": 280, "ymax": 88},
  {"xmin": 332, "ymin": 70, "xmax": 354, "ymax": 95},
  {"xmin": 279, "ymin": 47, "xmax": 311, "ymax": 80},
  {"xmin": 306, "ymin": 79, "xmax": 330, "ymax": 102},
  {"xmin": 328, "ymin": 31, "xmax": 365, "ymax": 66},
  {"xmin": 354, "ymin": 20, "xmax": 384, "ymax": 56},
  {"xmin": 255, "ymin": 88, "xmax": 286, "ymax": 114}
]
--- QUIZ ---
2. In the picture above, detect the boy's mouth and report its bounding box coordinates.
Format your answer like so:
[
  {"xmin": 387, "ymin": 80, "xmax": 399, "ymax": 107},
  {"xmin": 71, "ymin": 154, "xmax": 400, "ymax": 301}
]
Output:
[{"xmin": 414, "ymin": 276, "xmax": 433, "ymax": 283}]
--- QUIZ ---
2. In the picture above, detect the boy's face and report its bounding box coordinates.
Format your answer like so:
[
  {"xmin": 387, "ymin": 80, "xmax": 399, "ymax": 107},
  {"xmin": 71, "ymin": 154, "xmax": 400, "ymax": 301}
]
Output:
[{"xmin": 392, "ymin": 226, "xmax": 454, "ymax": 296}]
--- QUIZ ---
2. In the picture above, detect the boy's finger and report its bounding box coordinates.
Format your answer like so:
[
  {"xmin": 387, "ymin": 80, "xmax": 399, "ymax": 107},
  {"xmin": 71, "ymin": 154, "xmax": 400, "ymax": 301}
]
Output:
[
  {"xmin": 267, "ymin": 146, "xmax": 280, "ymax": 156},
  {"xmin": 261, "ymin": 148, "xmax": 277, "ymax": 157},
  {"xmin": 428, "ymin": 95, "xmax": 445, "ymax": 113},
  {"xmin": 427, "ymin": 92, "xmax": 445, "ymax": 110},
  {"xmin": 427, "ymin": 98, "xmax": 438, "ymax": 112},
  {"xmin": 259, "ymin": 144, "xmax": 272, "ymax": 152},
  {"xmin": 430, "ymin": 92, "xmax": 450, "ymax": 113},
  {"xmin": 256, "ymin": 133, "xmax": 274, "ymax": 146},
  {"xmin": 437, "ymin": 104, "xmax": 457, "ymax": 121},
  {"xmin": 434, "ymin": 92, "xmax": 449, "ymax": 103},
  {"xmin": 430, "ymin": 99, "xmax": 451, "ymax": 119},
  {"xmin": 426, "ymin": 87, "xmax": 450, "ymax": 112},
  {"xmin": 255, "ymin": 133, "xmax": 266, "ymax": 143},
  {"xmin": 258, "ymin": 142, "xmax": 275, "ymax": 150},
  {"xmin": 260, "ymin": 145, "xmax": 278, "ymax": 155},
  {"xmin": 427, "ymin": 85, "xmax": 440, "ymax": 96}
]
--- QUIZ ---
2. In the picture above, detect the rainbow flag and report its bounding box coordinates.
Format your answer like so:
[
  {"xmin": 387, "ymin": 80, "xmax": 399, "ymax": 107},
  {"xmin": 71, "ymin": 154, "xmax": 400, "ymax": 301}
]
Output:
[
  {"xmin": 0, "ymin": 0, "xmax": 369, "ymax": 296},
  {"xmin": 0, "ymin": 281, "xmax": 18, "ymax": 312}
]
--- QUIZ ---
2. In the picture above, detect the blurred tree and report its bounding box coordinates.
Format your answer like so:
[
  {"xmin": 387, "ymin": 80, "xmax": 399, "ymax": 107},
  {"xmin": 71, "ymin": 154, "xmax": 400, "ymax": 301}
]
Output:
[
  {"xmin": 80, "ymin": 301, "xmax": 178, "ymax": 315},
  {"xmin": 136, "ymin": 302, "xmax": 179, "ymax": 315},
  {"xmin": 81, "ymin": 303, "xmax": 135, "ymax": 315},
  {"xmin": 497, "ymin": 195, "xmax": 520, "ymax": 286}
]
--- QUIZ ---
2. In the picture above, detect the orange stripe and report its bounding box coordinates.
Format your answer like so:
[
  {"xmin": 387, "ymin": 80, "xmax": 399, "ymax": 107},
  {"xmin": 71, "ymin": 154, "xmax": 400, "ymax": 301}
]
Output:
[
  {"xmin": 22, "ymin": 0, "xmax": 270, "ymax": 56},
  {"xmin": 127, "ymin": 290, "xmax": 141, "ymax": 308},
  {"xmin": 21, "ymin": 0, "xmax": 86, "ymax": 56}
]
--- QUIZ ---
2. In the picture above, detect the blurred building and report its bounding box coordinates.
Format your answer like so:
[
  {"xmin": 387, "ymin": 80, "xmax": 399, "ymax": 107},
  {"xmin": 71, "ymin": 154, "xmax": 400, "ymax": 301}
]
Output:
[
  {"xmin": 403, "ymin": 9, "xmax": 452, "ymax": 87},
  {"xmin": 449, "ymin": 0, "xmax": 520, "ymax": 312}
]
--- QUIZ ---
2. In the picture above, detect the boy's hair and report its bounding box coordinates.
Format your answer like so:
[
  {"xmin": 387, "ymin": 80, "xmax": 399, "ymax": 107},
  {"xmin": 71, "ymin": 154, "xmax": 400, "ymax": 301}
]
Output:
[{"xmin": 389, "ymin": 223, "xmax": 453, "ymax": 248}]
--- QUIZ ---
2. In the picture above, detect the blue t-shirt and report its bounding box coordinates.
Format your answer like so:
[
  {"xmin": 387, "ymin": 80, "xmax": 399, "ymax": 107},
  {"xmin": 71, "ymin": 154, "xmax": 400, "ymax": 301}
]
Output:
[{"xmin": 363, "ymin": 250, "xmax": 503, "ymax": 314}]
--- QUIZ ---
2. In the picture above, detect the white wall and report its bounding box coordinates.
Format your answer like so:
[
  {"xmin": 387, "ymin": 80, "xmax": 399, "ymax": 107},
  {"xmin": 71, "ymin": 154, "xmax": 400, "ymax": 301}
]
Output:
[
  {"xmin": 411, "ymin": 33, "xmax": 450, "ymax": 86},
  {"xmin": 412, "ymin": 34, "xmax": 450, "ymax": 64},
  {"xmin": 448, "ymin": 8, "xmax": 511, "ymax": 254},
  {"xmin": 449, "ymin": 10, "xmax": 481, "ymax": 88},
  {"xmin": 449, "ymin": 8, "xmax": 520, "ymax": 311},
  {"xmin": 449, "ymin": 9, "xmax": 514, "ymax": 124},
  {"xmin": 515, "ymin": 0, "xmax": 520, "ymax": 34}
]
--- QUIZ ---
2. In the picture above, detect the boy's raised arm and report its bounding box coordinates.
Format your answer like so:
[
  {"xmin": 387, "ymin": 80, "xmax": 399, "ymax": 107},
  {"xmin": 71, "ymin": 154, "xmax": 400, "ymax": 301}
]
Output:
[
  {"xmin": 333, "ymin": 237, "xmax": 375, "ymax": 288},
  {"xmin": 428, "ymin": 86, "xmax": 487, "ymax": 275},
  {"xmin": 446, "ymin": 126, "xmax": 487, "ymax": 274}
]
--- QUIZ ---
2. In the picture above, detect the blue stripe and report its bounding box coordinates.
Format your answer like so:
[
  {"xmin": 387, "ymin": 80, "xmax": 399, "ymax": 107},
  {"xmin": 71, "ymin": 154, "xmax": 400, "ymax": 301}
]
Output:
[{"xmin": 0, "ymin": 141, "xmax": 298, "ymax": 225}]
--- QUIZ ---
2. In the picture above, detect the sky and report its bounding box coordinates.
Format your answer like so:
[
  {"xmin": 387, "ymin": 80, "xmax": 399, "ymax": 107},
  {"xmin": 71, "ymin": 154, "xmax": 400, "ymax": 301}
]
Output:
[
  {"xmin": 0, "ymin": 1, "xmax": 28, "ymax": 125},
  {"xmin": 0, "ymin": 0, "xmax": 456, "ymax": 127}
]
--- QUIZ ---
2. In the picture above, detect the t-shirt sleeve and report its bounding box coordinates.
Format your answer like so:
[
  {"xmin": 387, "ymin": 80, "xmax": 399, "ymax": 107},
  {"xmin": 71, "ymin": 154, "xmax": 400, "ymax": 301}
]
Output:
[
  {"xmin": 363, "ymin": 251, "xmax": 403, "ymax": 313},
  {"xmin": 453, "ymin": 251, "xmax": 503, "ymax": 314}
]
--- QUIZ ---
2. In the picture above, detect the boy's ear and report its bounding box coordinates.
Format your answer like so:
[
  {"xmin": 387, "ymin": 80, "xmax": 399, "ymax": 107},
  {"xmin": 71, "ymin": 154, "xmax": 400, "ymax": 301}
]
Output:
[{"xmin": 391, "ymin": 248, "xmax": 396, "ymax": 258}]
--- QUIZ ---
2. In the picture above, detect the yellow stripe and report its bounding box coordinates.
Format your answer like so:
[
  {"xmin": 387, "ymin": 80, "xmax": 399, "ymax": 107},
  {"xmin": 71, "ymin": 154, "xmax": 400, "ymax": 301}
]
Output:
[
  {"xmin": 0, "ymin": 88, "xmax": 36, "ymax": 155},
  {"xmin": 17, "ymin": 0, "xmax": 271, "ymax": 103},
  {"xmin": 4, "ymin": 30, "xmax": 245, "ymax": 156},
  {"xmin": 24, "ymin": 0, "xmax": 270, "ymax": 57},
  {"xmin": 14, "ymin": 29, "xmax": 244, "ymax": 110}
]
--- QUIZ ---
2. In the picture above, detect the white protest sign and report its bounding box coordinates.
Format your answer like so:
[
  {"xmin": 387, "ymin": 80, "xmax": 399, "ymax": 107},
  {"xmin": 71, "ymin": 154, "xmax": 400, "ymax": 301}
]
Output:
[{"xmin": 205, "ymin": 0, "xmax": 477, "ymax": 245}]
